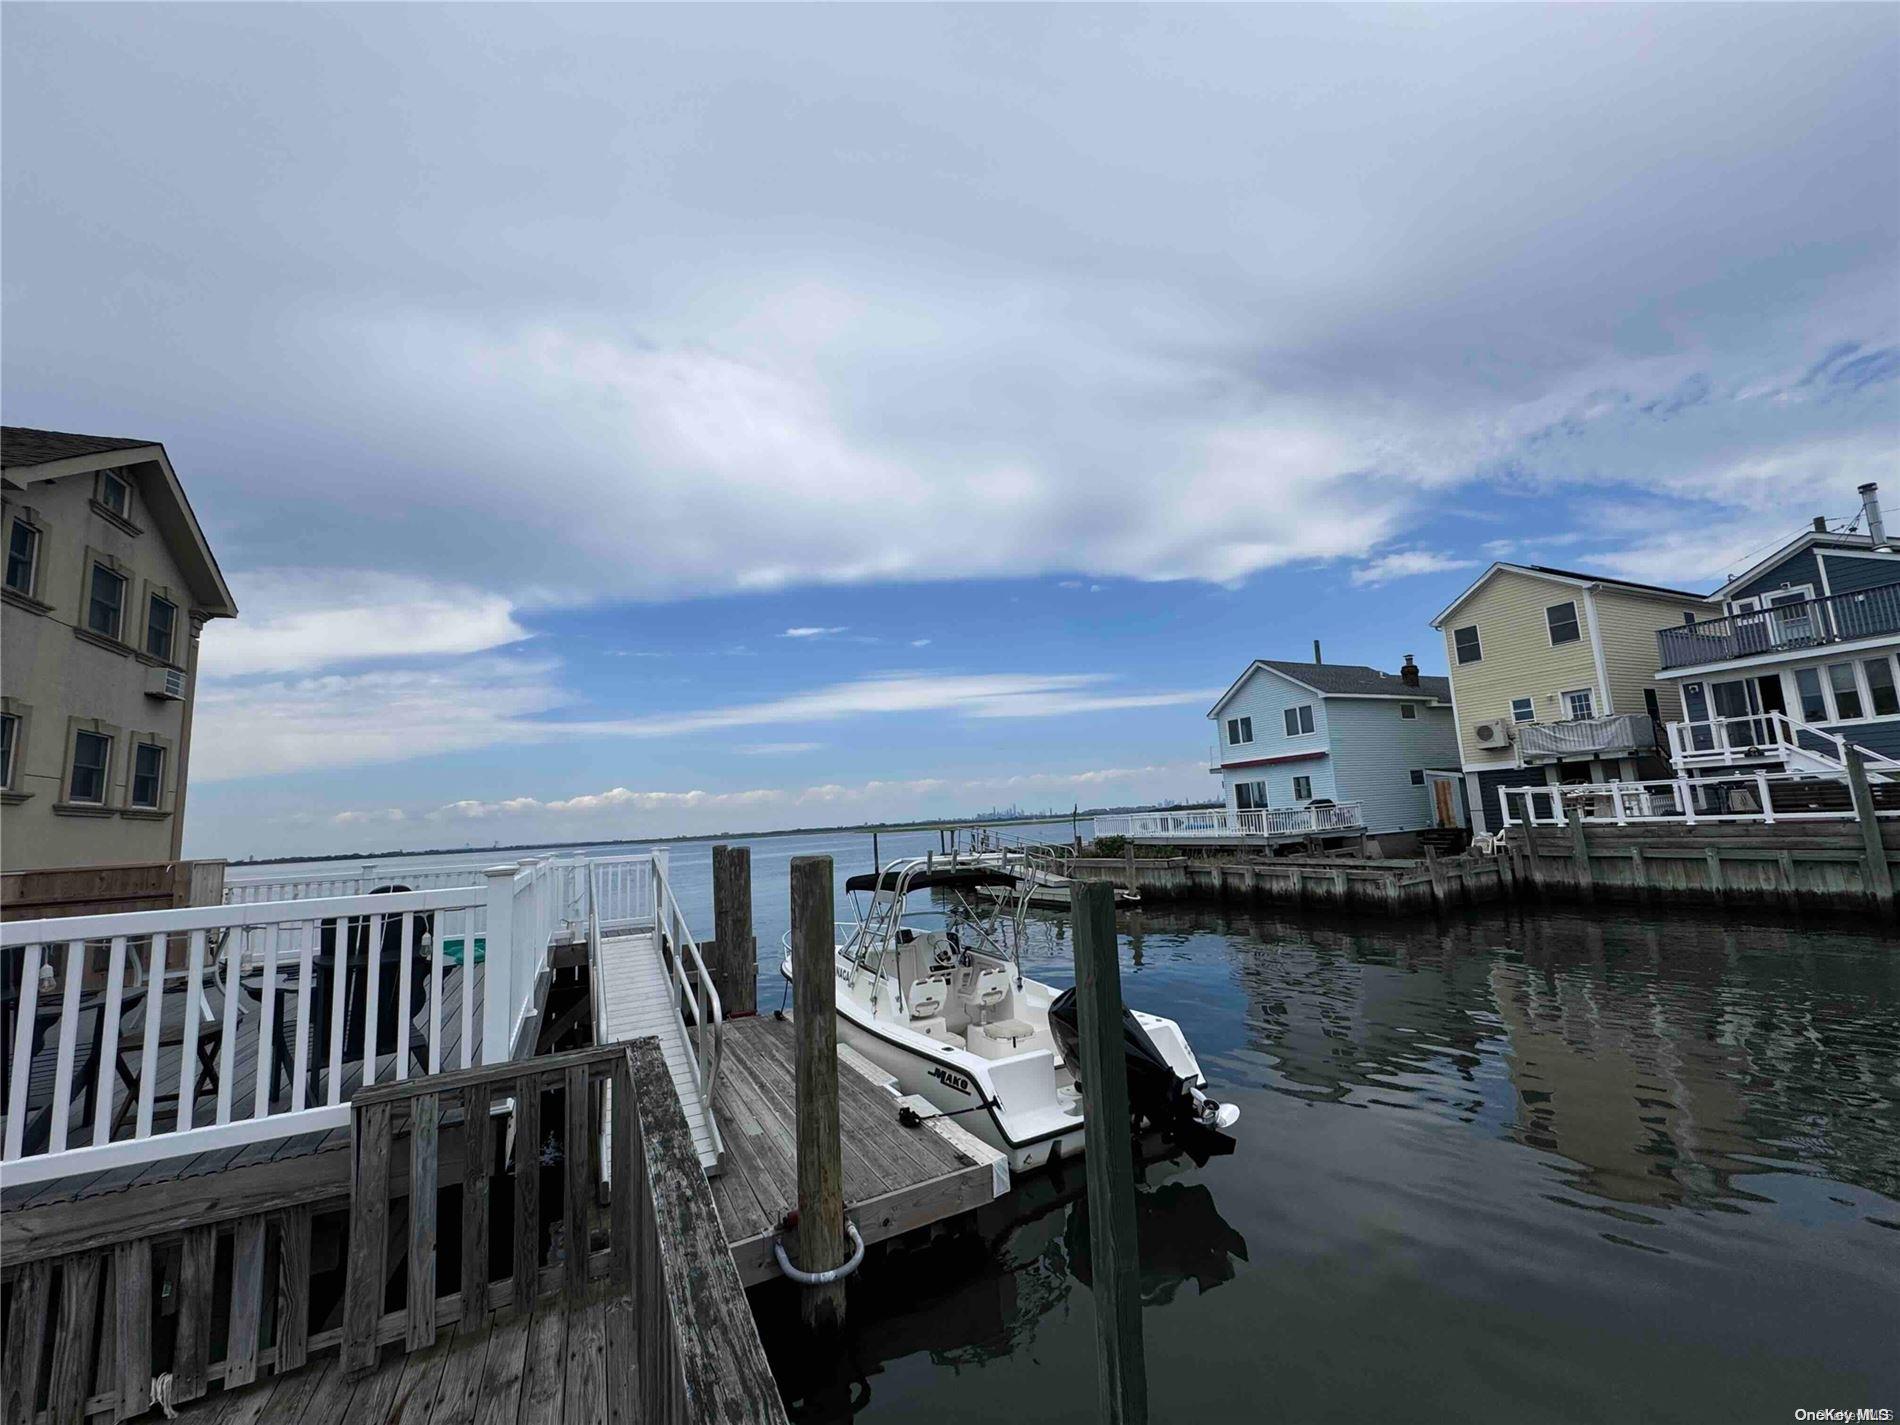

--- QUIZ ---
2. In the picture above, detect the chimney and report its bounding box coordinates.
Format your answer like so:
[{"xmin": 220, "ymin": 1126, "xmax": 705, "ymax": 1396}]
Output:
[
  {"xmin": 1812, "ymin": 516, "xmax": 1828, "ymax": 533},
  {"xmin": 1312, "ymin": 639, "xmax": 1323, "ymax": 665},
  {"xmin": 1862, "ymin": 482, "xmax": 1889, "ymax": 550},
  {"xmin": 1400, "ymin": 654, "xmax": 1420, "ymax": 688}
]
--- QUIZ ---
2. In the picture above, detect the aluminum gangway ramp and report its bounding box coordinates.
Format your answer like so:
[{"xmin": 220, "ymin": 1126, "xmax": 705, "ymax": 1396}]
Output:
[{"xmin": 593, "ymin": 928, "xmax": 723, "ymax": 1172}]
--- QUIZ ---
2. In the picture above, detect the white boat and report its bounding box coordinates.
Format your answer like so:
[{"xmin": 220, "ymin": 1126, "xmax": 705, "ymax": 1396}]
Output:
[{"xmin": 780, "ymin": 859, "xmax": 1237, "ymax": 1174}]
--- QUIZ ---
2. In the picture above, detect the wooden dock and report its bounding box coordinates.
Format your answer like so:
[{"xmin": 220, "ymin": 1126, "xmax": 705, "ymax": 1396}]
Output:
[{"xmin": 708, "ymin": 1016, "xmax": 1007, "ymax": 1286}]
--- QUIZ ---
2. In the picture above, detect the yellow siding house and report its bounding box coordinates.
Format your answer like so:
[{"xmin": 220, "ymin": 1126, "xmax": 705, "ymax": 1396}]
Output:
[{"xmin": 1429, "ymin": 564, "xmax": 1714, "ymax": 831}]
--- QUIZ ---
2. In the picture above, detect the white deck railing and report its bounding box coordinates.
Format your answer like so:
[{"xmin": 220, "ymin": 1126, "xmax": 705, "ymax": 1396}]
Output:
[
  {"xmin": 0, "ymin": 850, "xmax": 664, "ymax": 1188},
  {"xmin": 1097, "ymin": 803, "xmax": 1364, "ymax": 840},
  {"xmin": 1666, "ymin": 711, "xmax": 1900, "ymax": 780},
  {"xmin": 223, "ymin": 863, "xmax": 491, "ymax": 903},
  {"xmin": 1499, "ymin": 775, "xmax": 1900, "ymax": 829}
]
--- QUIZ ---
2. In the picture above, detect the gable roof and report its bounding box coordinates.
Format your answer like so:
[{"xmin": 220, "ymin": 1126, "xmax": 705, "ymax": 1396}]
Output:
[
  {"xmin": 1430, "ymin": 561, "xmax": 1710, "ymax": 627},
  {"xmin": 1208, "ymin": 659, "xmax": 1450, "ymax": 718},
  {"xmin": 2, "ymin": 426, "xmax": 237, "ymax": 618},
  {"xmin": 1710, "ymin": 530, "xmax": 1891, "ymax": 600},
  {"xmin": 1, "ymin": 427, "xmax": 157, "ymax": 470}
]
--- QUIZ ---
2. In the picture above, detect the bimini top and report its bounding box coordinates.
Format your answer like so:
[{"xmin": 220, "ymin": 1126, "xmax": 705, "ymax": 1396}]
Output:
[{"xmin": 843, "ymin": 866, "xmax": 1020, "ymax": 895}]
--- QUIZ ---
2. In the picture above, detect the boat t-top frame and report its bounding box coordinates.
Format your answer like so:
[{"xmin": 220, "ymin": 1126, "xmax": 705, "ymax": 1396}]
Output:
[{"xmin": 837, "ymin": 859, "xmax": 1031, "ymax": 1012}]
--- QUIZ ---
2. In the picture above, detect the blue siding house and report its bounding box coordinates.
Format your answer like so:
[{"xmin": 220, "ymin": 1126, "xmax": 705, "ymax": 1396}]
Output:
[
  {"xmin": 1207, "ymin": 657, "xmax": 1460, "ymax": 837},
  {"xmin": 1654, "ymin": 482, "xmax": 1900, "ymax": 770}
]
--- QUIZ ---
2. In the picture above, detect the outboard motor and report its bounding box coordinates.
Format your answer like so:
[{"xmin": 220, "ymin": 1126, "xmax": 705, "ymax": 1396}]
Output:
[{"xmin": 1048, "ymin": 988, "xmax": 1235, "ymax": 1165}]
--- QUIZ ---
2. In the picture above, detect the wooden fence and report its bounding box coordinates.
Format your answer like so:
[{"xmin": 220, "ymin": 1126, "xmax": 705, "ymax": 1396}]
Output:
[
  {"xmin": 0, "ymin": 1038, "xmax": 785, "ymax": 1425},
  {"xmin": 1, "ymin": 860, "xmax": 225, "ymax": 922}
]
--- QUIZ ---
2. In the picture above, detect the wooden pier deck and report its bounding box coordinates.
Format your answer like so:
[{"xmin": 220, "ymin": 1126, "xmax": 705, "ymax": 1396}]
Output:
[{"xmin": 708, "ymin": 1016, "xmax": 1008, "ymax": 1286}]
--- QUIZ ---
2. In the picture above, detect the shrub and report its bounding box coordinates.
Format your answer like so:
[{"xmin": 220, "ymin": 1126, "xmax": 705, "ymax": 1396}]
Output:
[{"xmin": 1092, "ymin": 835, "xmax": 1128, "ymax": 857}]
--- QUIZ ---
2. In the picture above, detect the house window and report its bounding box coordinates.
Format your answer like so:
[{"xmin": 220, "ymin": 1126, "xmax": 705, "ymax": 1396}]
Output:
[
  {"xmin": 1562, "ymin": 688, "xmax": 1595, "ymax": 720},
  {"xmin": 146, "ymin": 595, "xmax": 177, "ymax": 662},
  {"xmin": 131, "ymin": 742, "xmax": 165, "ymax": 809},
  {"xmin": 1864, "ymin": 658, "xmax": 1899, "ymax": 719},
  {"xmin": 1545, "ymin": 601, "xmax": 1581, "ymax": 645},
  {"xmin": 1283, "ymin": 705, "xmax": 1315, "ymax": 737},
  {"xmin": 1226, "ymin": 716, "xmax": 1253, "ymax": 745},
  {"xmin": 69, "ymin": 730, "xmax": 111, "ymax": 804},
  {"xmin": 87, "ymin": 564, "xmax": 127, "ymax": 639},
  {"xmin": 0, "ymin": 713, "xmax": 16, "ymax": 788},
  {"xmin": 1409, "ymin": 769, "xmax": 1426, "ymax": 786},
  {"xmin": 98, "ymin": 470, "xmax": 129, "ymax": 517},
  {"xmin": 1292, "ymin": 775, "xmax": 1313, "ymax": 800},
  {"xmin": 1399, "ymin": 703, "xmax": 1418, "ymax": 720},
  {"xmin": 5, "ymin": 519, "xmax": 38, "ymax": 596},
  {"xmin": 1826, "ymin": 663, "xmax": 1863, "ymax": 721},
  {"xmin": 1510, "ymin": 696, "xmax": 1536, "ymax": 723},
  {"xmin": 1235, "ymin": 780, "xmax": 1269, "ymax": 811},
  {"xmin": 1795, "ymin": 668, "xmax": 1829, "ymax": 722},
  {"xmin": 1453, "ymin": 625, "xmax": 1482, "ymax": 664}
]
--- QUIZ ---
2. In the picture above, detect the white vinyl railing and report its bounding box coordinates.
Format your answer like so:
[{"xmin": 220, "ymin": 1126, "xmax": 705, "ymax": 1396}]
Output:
[
  {"xmin": 0, "ymin": 851, "xmax": 624, "ymax": 1187},
  {"xmin": 224, "ymin": 863, "xmax": 490, "ymax": 904},
  {"xmin": 1666, "ymin": 710, "xmax": 1900, "ymax": 780},
  {"xmin": 1097, "ymin": 803, "xmax": 1365, "ymax": 840},
  {"xmin": 1499, "ymin": 775, "xmax": 1900, "ymax": 829},
  {"xmin": 1, "ymin": 885, "xmax": 487, "ymax": 1187}
]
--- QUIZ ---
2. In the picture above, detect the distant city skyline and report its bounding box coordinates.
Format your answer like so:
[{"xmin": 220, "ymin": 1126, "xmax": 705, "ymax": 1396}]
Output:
[{"xmin": 4, "ymin": 5, "xmax": 1894, "ymax": 857}]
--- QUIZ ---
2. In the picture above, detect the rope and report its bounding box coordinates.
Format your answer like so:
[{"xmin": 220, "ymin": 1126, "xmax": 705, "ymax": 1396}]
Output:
[
  {"xmin": 151, "ymin": 1373, "xmax": 180, "ymax": 1420},
  {"xmin": 772, "ymin": 1220, "xmax": 864, "ymax": 1285}
]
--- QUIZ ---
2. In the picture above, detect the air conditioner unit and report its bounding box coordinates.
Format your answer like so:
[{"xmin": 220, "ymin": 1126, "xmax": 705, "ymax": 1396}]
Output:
[
  {"xmin": 146, "ymin": 666, "xmax": 186, "ymax": 701},
  {"xmin": 1472, "ymin": 718, "xmax": 1513, "ymax": 747}
]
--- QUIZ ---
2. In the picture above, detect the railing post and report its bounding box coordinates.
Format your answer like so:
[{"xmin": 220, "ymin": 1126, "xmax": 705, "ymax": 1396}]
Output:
[
  {"xmin": 482, "ymin": 864, "xmax": 518, "ymax": 1065},
  {"xmin": 1679, "ymin": 779, "xmax": 1698, "ymax": 826}
]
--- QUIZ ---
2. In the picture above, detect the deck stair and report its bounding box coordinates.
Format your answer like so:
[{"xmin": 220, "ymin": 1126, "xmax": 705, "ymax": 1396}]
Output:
[{"xmin": 1669, "ymin": 711, "xmax": 1900, "ymax": 782}]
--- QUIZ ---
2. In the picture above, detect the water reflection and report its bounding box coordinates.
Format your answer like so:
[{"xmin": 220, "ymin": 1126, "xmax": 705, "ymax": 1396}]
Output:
[
  {"xmin": 1202, "ymin": 906, "xmax": 1900, "ymax": 1212},
  {"xmin": 757, "ymin": 1157, "xmax": 1249, "ymax": 1419}
]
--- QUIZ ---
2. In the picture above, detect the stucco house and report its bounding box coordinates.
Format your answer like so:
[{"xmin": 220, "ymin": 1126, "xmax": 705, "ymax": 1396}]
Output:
[
  {"xmin": 2, "ymin": 427, "xmax": 237, "ymax": 870},
  {"xmin": 1429, "ymin": 564, "xmax": 1714, "ymax": 833},
  {"xmin": 1206, "ymin": 657, "xmax": 1458, "ymax": 840},
  {"xmin": 1653, "ymin": 482, "xmax": 1900, "ymax": 777}
]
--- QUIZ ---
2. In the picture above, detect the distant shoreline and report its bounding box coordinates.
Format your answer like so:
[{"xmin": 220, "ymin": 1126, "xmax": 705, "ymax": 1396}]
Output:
[{"xmin": 221, "ymin": 803, "xmax": 1217, "ymax": 868}]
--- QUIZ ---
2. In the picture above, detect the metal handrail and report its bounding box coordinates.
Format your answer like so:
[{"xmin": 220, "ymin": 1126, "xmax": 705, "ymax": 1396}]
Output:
[{"xmin": 653, "ymin": 857, "xmax": 722, "ymax": 1109}]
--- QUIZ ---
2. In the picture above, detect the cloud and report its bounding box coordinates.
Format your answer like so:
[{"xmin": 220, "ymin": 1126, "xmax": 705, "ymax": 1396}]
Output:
[
  {"xmin": 369, "ymin": 761, "xmax": 1207, "ymax": 829},
  {"xmin": 1349, "ymin": 550, "xmax": 1480, "ymax": 587},
  {"xmin": 193, "ymin": 664, "xmax": 1213, "ymax": 782},
  {"xmin": 202, "ymin": 572, "xmax": 530, "ymax": 677},
  {"xmin": 781, "ymin": 626, "xmax": 847, "ymax": 639},
  {"xmin": 735, "ymin": 742, "xmax": 822, "ymax": 755},
  {"xmin": 909, "ymin": 639, "xmax": 932, "ymax": 648}
]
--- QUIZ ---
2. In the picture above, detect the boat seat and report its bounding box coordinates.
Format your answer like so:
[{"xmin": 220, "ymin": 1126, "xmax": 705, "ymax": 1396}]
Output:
[
  {"xmin": 983, "ymin": 1019, "xmax": 1035, "ymax": 1047},
  {"xmin": 908, "ymin": 977, "xmax": 950, "ymax": 1019},
  {"xmin": 965, "ymin": 967, "xmax": 1012, "ymax": 1012}
]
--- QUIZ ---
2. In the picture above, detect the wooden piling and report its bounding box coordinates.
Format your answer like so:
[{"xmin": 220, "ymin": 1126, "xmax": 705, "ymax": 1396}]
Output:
[
  {"xmin": 789, "ymin": 855, "xmax": 847, "ymax": 1331},
  {"xmin": 1069, "ymin": 882, "xmax": 1148, "ymax": 1425},
  {"xmin": 1843, "ymin": 748, "xmax": 1897, "ymax": 920},
  {"xmin": 1564, "ymin": 802, "xmax": 1596, "ymax": 903},
  {"xmin": 711, "ymin": 845, "xmax": 758, "ymax": 1017}
]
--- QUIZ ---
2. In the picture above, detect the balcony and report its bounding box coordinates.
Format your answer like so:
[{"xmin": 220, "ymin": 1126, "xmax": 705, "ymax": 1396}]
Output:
[
  {"xmin": 1656, "ymin": 581, "xmax": 1900, "ymax": 671},
  {"xmin": 1516, "ymin": 712, "xmax": 1659, "ymax": 763}
]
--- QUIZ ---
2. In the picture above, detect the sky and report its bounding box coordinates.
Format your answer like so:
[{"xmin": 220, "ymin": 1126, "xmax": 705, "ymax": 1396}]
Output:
[{"xmin": 4, "ymin": 4, "xmax": 1897, "ymax": 858}]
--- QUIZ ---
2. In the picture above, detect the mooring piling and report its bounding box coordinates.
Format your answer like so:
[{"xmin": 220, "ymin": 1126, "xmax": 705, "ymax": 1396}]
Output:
[
  {"xmin": 789, "ymin": 854, "xmax": 848, "ymax": 1330},
  {"xmin": 1069, "ymin": 880, "xmax": 1149, "ymax": 1424},
  {"xmin": 711, "ymin": 844, "xmax": 757, "ymax": 1016}
]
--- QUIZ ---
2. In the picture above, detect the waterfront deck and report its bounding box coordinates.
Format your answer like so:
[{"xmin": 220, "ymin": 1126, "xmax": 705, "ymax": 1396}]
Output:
[
  {"xmin": 709, "ymin": 1016, "xmax": 1007, "ymax": 1286},
  {"xmin": 1094, "ymin": 805, "xmax": 1366, "ymax": 848}
]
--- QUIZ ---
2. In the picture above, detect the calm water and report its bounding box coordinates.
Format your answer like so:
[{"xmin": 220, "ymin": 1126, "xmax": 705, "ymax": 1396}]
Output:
[{"xmin": 262, "ymin": 828, "xmax": 1900, "ymax": 1421}]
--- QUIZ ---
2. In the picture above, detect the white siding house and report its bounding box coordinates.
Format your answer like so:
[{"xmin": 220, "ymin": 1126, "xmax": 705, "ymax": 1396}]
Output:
[{"xmin": 1207, "ymin": 658, "xmax": 1459, "ymax": 837}]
